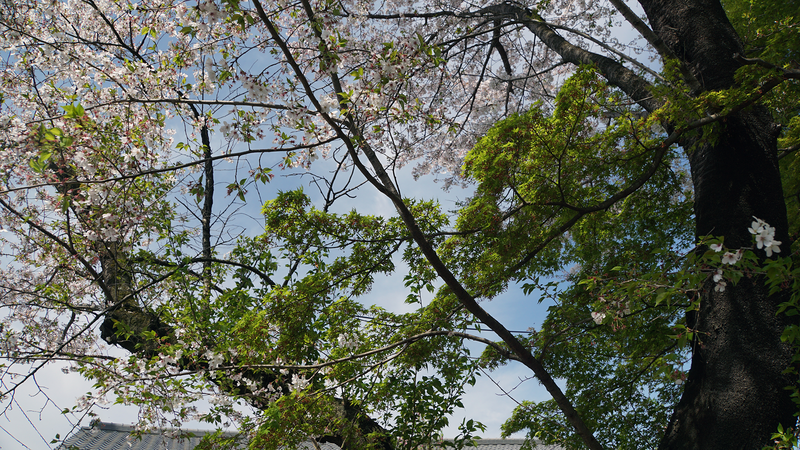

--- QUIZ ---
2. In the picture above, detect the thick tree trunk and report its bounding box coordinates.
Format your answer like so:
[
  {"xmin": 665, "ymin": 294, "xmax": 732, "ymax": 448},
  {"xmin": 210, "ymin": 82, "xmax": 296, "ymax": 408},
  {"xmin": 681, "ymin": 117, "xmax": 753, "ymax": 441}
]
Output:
[
  {"xmin": 660, "ymin": 109, "xmax": 796, "ymax": 450},
  {"xmin": 635, "ymin": 1, "xmax": 797, "ymax": 448}
]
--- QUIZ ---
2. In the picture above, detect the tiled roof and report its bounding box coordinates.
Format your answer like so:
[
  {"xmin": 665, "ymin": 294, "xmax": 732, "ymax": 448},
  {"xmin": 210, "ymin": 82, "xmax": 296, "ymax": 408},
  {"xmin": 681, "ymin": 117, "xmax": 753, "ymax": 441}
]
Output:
[
  {"xmin": 59, "ymin": 422, "xmax": 555, "ymax": 450},
  {"xmin": 59, "ymin": 422, "xmax": 248, "ymax": 450},
  {"xmin": 467, "ymin": 439, "xmax": 554, "ymax": 449}
]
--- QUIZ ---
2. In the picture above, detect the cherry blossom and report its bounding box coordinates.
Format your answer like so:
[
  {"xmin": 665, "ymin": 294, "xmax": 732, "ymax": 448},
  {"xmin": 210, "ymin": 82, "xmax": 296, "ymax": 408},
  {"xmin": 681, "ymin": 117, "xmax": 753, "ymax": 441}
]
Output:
[
  {"xmin": 290, "ymin": 373, "xmax": 310, "ymax": 392},
  {"xmin": 205, "ymin": 351, "xmax": 225, "ymax": 369},
  {"xmin": 713, "ymin": 268, "xmax": 723, "ymax": 283},
  {"xmin": 591, "ymin": 311, "xmax": 606, "ymax": 325},
  {"xmin": 337, "ymin": 333, "xmax": 360, "ymax": 351},
  {"xmin": 721, "ymin": 250, "xmax": 742, "ymax": 265},
  {"xmin": 748, "ymin": 217, "xmax": 782, "ymax": 257}
]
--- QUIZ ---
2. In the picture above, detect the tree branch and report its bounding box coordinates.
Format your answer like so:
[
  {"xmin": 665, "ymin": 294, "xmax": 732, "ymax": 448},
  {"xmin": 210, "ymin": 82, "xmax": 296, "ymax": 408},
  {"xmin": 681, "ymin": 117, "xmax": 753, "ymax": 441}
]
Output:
[
  {"xmin": 606, "ymin": 0, "xmax": 702, "ymax": 92},
  {"xmin": 481, "ymin": 4, "xmax": 661, "ymax": 114}
]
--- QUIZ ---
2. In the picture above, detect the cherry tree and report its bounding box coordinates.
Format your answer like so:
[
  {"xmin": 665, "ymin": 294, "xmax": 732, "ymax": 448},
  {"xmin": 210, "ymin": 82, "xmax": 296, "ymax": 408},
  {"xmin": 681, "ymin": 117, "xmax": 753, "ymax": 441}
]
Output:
[{"xmin": 0, "ymin": 0, "xmax": 798, "ymax": 449}]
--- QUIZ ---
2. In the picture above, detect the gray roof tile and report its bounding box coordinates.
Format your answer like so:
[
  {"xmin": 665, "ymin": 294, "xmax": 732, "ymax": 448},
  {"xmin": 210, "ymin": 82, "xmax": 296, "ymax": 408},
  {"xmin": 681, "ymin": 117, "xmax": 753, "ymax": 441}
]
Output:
[
  {"xmin": 60, "ymin": 423, "xmax": 556, "ymax": 450},
  {"xmin": 59, "ymin": 422, "xmax": 239, "ymax": 450},
  {"xmin": 467, "ymin": 440, "xmax": 559, "ymax": 450}
]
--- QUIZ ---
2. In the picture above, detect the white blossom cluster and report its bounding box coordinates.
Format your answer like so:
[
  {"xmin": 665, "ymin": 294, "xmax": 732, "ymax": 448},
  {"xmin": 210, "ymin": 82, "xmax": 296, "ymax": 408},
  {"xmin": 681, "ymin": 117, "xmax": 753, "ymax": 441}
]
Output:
[
  {"xmin": 708, "ymin": 216, "xmax": 782, "ymax": 293},
  {"xmin": 593, "ymin": 216, "xmax": 784, "ymax": 322},
  {"xmin": 197, "ymin": 0, "xmax": 225, "ymax": 23},
  {"xmin": 241, "ymin": 74, "xmax": 273, "ymax": 104},
  {"xmin": 590, "ymin": 296, "xmax": 630, "ymax": 325},
  {"xmin": 204, "ymin": 350, "xmax": 225, "ymax": 369},
  {"xmin": 748, "ymin": 217, "xmax": 782, "ymax": 257},
  {"xmin": 290, "ymin": 373, "xmax": 310, "ymax": 392},
  {"xmin": 337, "ymin": 333, "xmax": 360, "ymax": 351},
  {"xmin": 318, "ymin": 95, "xmax": 339, "ymax": 114}
]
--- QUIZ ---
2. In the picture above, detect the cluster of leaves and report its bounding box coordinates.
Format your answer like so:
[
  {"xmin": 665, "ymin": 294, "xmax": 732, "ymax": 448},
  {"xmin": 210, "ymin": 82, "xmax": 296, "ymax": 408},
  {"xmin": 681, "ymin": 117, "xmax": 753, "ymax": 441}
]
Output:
[{"xmin": 435, "ymin": 66, "xmax": 695, "ymax": 449}]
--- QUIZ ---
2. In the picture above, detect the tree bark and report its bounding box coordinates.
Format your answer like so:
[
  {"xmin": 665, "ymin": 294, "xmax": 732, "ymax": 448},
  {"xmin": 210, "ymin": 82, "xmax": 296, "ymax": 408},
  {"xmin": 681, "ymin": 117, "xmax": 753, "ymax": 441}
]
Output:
[
  {"xmin": 634, "ymin": 1, "xmax": 797, "ymax": 449},
  {"xmin": 659, "ymin": 108, "xmax": 796, "ymax": 450}
]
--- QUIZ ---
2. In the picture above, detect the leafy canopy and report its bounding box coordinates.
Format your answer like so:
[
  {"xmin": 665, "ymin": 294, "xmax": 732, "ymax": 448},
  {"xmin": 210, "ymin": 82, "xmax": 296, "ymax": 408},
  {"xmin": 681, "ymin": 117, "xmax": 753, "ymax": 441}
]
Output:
[{"xmin": 0, "ymin": 0, "xmax": 797, "ymax": 449}]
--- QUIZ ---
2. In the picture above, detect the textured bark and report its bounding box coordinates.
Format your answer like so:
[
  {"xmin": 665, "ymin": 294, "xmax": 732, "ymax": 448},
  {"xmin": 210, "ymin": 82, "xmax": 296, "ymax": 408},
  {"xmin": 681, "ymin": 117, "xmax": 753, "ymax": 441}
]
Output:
[
  {"xmin": 634, "ymin": 1, "xmax": 797, "ymax": 449},
  {"xmin": 640, "ymin": 0, "xmax": 743, "ymax": 92},
  {"xmin": 659, "ymin": 106, "xmax": 796, "ymax": 450}
]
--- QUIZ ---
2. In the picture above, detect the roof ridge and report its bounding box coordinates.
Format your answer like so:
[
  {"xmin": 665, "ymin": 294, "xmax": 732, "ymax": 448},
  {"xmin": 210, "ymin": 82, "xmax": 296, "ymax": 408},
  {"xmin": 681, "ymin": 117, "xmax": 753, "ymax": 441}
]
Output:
[
  {"xmin": 88, "ymin": 421, "xmax": 238, "ymax": 436},
  {"xmin": 62, "ymin": 422, "xmax": 543, "ymax": 450},
  {"xmin": 86, "ymin": 422, "xmax": 528, "ymax": 441}
]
